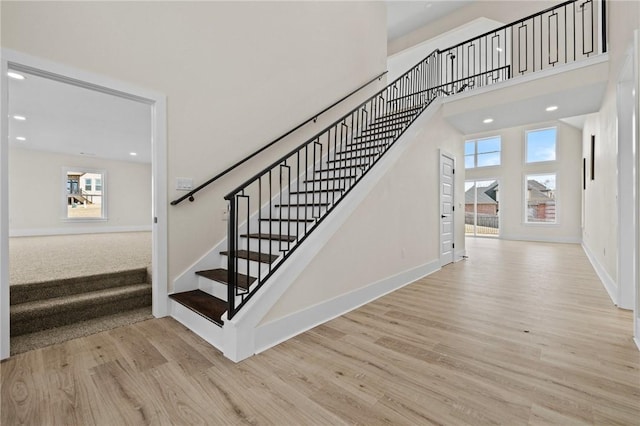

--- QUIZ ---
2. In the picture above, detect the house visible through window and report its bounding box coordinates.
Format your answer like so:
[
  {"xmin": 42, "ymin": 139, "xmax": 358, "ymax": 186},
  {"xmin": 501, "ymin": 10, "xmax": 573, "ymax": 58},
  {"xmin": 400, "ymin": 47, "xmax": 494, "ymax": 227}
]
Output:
[
  {"xmin": 64, "ymin": 169, "xmax": 106, "ymax": 220},
  {"xmin": 525, "ymin": 173, "xmax": 556, "ymax": 223},
  {"xmin": 526, "ymin": 127, "xmax": 557, "ymax": 163},
  {"xmin": 465, "ymin": 136, "xmax": 501, "ymax": 169},
  {"xmin": 465, "ymin": 179, "xmax": 500, "ymax": 237}
]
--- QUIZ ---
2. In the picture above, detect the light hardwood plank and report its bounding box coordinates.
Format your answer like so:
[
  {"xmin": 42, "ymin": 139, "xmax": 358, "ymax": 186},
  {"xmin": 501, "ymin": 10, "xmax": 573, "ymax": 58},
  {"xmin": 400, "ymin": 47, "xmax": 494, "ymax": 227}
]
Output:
[{"xmin": 2, "ymin": 238, "xmax": 639, "ymax": 425}]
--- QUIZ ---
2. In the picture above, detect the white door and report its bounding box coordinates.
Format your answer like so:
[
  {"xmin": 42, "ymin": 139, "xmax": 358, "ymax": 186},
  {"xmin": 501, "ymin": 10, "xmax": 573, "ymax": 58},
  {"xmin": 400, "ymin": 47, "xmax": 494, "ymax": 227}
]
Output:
[{"xmin": 440, "ymin": 153, "xmax": 455, "ymax": 266}]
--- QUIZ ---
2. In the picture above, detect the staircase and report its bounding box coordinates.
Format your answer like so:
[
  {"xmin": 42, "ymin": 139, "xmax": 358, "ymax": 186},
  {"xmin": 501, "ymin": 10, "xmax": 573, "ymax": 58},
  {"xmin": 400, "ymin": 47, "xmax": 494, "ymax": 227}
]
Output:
[
  {"xmin": 10, "ymin": 268, "xmax": 152, "ymax": 354},
  {"xmin": 170, "ymin": 103, "xmax": 429, "ymax": 325},
  {"xmin": 169, "ymin": 0, "xmax": 605, "ymax": 360}
]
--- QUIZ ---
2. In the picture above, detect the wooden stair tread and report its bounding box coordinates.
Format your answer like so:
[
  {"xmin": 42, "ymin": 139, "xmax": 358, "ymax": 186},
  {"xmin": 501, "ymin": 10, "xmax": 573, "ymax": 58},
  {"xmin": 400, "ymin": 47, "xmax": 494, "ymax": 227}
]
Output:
[
  {"xmin": 260, "ymin": 217, "xmax": 316, "ymax": 223},
  {"xmin": 220, "ymin": 249, "xmax": 279, "ymax": 264},
  {"xmin": 361, "ymin": 128, "xmax": 403, "ymax": 135},
  {"xmin": 328, "ymin": 154, "xmax": 377, "ymax": 162},
  {"xmin": 275, "ymin": 202, "xmax": 330, "ymax": 207},
  {"xmin": 379, "ymin": 105, "xmax": 422, "ymax": 115},
  {"xmin": 336, "ymin": 143, "xmax": 388, "ymax": 154},
  {"xmin": 354, "ymin": 130, "xmax": 399, "ymax": 139},
  {"xmin": 289, "ymin": 189, "xmax": 344, "ymax": 194},
  {"xmin": 345, "ymin": 134, "xmax": 394, "ymax": 144},
  {"xmin": 369, "ymin": 115, "xmax": 412, "ymax": 126},
  {"xmin": 336, "ymin": 138, "xmax": 393, "ymax": 154},
  {"xmin": 195, "ymin": 268, "xmax": 255, "ymax": 289},
  {"xmin": 317, "ymin": 165, "xmax": 368, "ymax": 172},
  {"xmin": 305, "ymin": 176, "xmax": 355, "ymax": 182},
  {"xmin": 242, "ymin": 233, "xmax": 297, "ymax": 242},
  {"xmin": 169, "ymin": 290, "xmax": 226, "ymax": 326},
  {"xmin": 364, "ymin": 122, "xmax": 405, "ymax": 131}
]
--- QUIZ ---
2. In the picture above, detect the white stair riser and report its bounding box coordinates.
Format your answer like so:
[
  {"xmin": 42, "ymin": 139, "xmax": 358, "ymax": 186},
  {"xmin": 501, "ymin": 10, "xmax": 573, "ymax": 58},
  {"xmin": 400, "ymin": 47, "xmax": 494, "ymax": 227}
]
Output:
[
  {"xmin": 273, "ymin": 206, "xmax": 328, "ymax": 219},
  {"xmin": 242, "ymin": 237, "xmax": 296, "ymax": 254},
  {"xmin": 198, "ymin": 275, "xmax": 229, "ymax": 301},
  {"xmin": 221, "ymin": 255, "xmax": 274, "ymax": 278},
  {"xmin": 363, "ymin": 124, "xmax": 405, "ymax": 132},
  {"xmin": 304, "ymin": 180, "xmax": 354, "ymax": 191},
  {"xmin": 259, "ymin": 220, "xmax": 317, "ymax": 235},
  {"xmin": 315, "ymin": 161, "xmax": 375, "ymax": 171},
  {"xmin": 287, "ymin": 192, "xmax": 343, "ymax": 204}
]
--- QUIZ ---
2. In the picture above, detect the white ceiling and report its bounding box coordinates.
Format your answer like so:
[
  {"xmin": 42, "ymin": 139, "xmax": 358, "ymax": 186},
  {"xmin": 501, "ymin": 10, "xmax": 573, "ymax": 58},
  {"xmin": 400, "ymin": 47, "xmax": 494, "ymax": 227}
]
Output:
[
  {"xmin": 8, "ymin": 70, "xmax": 152, "ymax": 164},
  {"xmin": 386, "ymin": 0, "xmax": 474, "ymax": 41},
  {"xmin": 441, "ymin": 59, "xmax": 609, "ymax": 134}
]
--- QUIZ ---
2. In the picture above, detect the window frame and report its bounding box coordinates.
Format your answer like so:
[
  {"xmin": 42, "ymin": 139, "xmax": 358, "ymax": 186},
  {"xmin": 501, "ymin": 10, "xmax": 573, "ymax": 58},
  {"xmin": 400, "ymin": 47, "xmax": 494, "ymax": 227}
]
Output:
[
  {"xmin": 62, "ymin": 167, "xmax": 108, "ymax": 222},
  {"xmin": 525, "ymin": 126, "xmax": 557, "ymax": 164},
  {"xmin": 465, "ymin": 135, "xmax": 502, "ymax": 169}
]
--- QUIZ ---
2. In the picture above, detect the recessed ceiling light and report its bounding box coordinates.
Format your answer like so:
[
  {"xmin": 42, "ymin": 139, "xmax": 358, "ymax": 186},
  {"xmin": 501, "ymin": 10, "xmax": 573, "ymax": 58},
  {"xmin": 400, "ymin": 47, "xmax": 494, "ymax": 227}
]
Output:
[
  {"xmin": 16, "ymin": 136, "xmax": 26, "ymax": 141},
  {"xmin": 12, "ymin": 115, "xmax": 27, "ymax": 121},
  {"xmin": 130, "ymin": 152, "xmax": 137, "ymax": 156},
  {"xmin": 496, "ymin": 47, "xmax": 503, "ymax": 52},
  {"xmin": 483, "ymin": 118, "xmax": 494, "ymax": 124},
  {"xmin": 79, "ymin": 152, "xmax": 96, "ymax": 156},
  {"xmin": 7, "ymin": 71, "xmax": 25, "ymax": 80},
  {"xmin": 546, "ymin": 105, "xmax": 558, "ymax": 112}
]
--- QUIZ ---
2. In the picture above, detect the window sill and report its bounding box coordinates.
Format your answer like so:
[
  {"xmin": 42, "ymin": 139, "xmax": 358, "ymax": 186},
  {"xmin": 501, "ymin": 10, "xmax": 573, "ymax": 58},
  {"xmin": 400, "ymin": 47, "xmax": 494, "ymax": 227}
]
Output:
[{"xmin": 61, "ymin": 217, "xmax": 108, "ymax": 223}]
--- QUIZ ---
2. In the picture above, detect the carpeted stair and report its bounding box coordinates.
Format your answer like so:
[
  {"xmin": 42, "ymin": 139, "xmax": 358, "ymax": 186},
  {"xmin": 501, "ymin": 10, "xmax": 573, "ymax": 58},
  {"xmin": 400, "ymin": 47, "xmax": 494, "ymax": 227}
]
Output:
[{"xmin": 10, "ymin": 268, "xmax": 152, "ymax": 354}]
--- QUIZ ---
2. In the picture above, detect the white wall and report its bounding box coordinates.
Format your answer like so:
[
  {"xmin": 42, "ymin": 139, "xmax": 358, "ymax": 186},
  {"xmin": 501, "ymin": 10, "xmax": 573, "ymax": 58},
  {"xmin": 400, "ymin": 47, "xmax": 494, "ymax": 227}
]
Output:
[
  {"xmin": 387, "ymin": 17, "xmax": 504, "ymax": 82},
  {"xmin": 465, "ymin": 121, "xmax": 582, "ymax": 243},
  {"xmin": 9, "ymin": 147, "xmax": 151, "ymax": 235},
  {"xmin": 581, "ymin": 0, "xmax": 640, "ymax": 305},
  {"xmin": 0, "ymin": 1, "xmax": 388, "ymax": 288},
  {"xmin": 260, "ymin": 109, "xmax": 464, "ymax": 324}
]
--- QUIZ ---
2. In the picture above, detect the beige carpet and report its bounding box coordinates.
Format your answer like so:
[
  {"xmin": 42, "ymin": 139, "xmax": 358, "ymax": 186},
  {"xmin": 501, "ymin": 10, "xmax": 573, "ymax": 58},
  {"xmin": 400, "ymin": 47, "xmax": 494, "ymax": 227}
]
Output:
[
  {"xmin": 10, "ymin": 231, "xmax": 151, "ymax": 285},
  {"xmin": 9, "ymin": 231, "xmax": 153, "ymax": 355}
]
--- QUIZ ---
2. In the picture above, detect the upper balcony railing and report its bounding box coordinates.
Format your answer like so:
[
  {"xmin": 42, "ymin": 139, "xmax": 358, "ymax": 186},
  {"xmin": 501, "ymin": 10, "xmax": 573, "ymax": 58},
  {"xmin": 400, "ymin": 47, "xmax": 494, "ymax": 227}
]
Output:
[{"xmin": 438, "ymin": 0, "xmax": 605, "ymax": 91}]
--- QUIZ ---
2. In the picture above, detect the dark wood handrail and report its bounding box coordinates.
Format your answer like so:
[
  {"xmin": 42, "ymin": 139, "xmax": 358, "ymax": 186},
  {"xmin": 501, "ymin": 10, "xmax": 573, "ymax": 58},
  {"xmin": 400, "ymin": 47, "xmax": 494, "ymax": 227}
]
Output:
[{"xmin": 170, "ymin": 70, "xmax": 387, "ymax": 205}]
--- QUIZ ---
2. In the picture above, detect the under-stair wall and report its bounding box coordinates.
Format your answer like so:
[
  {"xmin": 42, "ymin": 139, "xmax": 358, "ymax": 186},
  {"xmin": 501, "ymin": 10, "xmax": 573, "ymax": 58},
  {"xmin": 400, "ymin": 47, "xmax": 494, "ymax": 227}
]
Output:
[{"xmin": 225, "ymin": 105, "xmax": 464, "ymax": 359}]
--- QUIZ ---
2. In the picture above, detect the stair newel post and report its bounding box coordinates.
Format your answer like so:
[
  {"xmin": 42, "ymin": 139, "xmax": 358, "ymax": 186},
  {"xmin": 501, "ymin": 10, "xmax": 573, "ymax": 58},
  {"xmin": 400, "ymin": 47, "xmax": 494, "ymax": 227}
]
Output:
[{"xmin": 226, "ymin": 197, "xmax": 236, "ymax": 319}]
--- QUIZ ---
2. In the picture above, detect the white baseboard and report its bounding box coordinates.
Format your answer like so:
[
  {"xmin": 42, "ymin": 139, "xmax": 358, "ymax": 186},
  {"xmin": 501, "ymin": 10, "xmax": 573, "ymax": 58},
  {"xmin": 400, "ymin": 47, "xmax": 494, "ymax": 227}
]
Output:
[
  {"xmin": 455, "ymin": 248, "xmax": 466, "ymax": 262},
  {"xmin": 253, "ymin": 259, "xmax": 440, "ymax": 355},
  {"xmin": 502, "ymin": 234, "xmax": 582, "ymax": 244},
  {"xmin": 582, "ymin": 242, "xmax": 618, "ymax": 306},
  {"xmin": 9, "ymin": 225, "xmax": 151, "ymax": 237}
]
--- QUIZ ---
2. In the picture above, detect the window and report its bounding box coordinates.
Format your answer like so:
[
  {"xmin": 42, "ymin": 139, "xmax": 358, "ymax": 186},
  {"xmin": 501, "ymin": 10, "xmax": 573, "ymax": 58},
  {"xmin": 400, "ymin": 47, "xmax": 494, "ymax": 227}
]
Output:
[
  {"xmin": 465, "ymin": 136, "xmax": 501, "ymax": 169},
  {"xmin": 63, "ymin": 168, "xmax": 106, "ymax": 220},
  {"xmin": 465, "ymin": 179, "xmax": 500, "ymax": 237},
  {"xmin": 525, "ymin": 173, "xmax": 556, "ymax": 223},
  {"xmin": 526, "ymin": 127, "xmax": 556, "ymax": 163}
]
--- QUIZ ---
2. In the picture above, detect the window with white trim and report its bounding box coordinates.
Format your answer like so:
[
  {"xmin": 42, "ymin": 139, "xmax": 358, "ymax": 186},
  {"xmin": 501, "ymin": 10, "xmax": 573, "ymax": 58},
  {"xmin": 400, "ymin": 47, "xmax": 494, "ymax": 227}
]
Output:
[
  {"xmin": 525, "ymin": 173, "xmax": 556, "ymax": 224},
  {"xmin": 526, "ymin": 127, "xmax": 557, "ymax": 163},
  {"xmin": 465, "ymin": 136, "xmax": 501, "ymax": 169}
]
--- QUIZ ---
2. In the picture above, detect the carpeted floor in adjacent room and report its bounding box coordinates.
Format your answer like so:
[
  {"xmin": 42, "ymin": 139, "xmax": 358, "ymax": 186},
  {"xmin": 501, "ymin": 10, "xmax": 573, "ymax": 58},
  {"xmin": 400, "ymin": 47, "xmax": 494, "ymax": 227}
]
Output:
[{"xmin": 9, "ymin": 231, "xmax": 153, "ymax": 355}]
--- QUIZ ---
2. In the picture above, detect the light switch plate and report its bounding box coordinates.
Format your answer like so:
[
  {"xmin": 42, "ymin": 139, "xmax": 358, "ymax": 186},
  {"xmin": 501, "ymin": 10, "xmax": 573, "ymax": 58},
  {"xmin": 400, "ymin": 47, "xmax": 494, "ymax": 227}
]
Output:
[{"xmin": 176, "ymin": 177, "xmax": 193, "ymax": 191}]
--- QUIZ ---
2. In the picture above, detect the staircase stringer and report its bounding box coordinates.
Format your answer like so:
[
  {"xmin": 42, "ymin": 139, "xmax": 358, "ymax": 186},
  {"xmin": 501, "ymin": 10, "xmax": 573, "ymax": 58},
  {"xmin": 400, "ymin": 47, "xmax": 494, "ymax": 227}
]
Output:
[{"xmin": 221, "ymin": 98, "xmax": 443, "ymax": 362}]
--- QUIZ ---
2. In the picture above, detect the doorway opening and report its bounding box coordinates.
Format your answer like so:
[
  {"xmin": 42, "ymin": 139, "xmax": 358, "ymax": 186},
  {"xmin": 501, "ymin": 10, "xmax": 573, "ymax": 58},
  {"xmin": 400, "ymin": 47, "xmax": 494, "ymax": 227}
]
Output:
[{"xmin": 1, "ymin": 51, "xmax": 167, "ymax": 359}]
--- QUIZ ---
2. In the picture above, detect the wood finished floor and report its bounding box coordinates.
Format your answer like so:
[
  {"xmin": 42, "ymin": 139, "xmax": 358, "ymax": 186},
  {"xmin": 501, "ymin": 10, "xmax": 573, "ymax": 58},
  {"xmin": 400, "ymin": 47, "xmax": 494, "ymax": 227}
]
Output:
[{"xmin": 2, "ymin": 238, "xmax": 639, "ymax": 425}]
